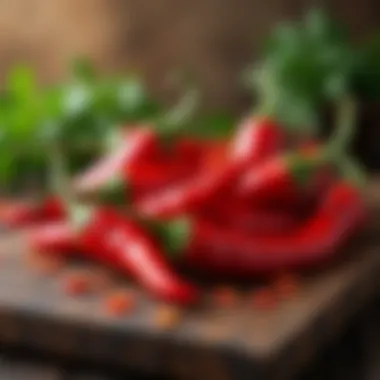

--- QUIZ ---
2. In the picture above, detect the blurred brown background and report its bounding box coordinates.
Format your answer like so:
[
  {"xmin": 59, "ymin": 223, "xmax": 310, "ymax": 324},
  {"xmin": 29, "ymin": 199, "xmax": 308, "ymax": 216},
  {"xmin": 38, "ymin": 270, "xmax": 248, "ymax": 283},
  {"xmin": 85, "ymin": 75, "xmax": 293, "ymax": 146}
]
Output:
[{"xmin": 0, "ymin": 0, "xmax": 379, "ymax": 111}]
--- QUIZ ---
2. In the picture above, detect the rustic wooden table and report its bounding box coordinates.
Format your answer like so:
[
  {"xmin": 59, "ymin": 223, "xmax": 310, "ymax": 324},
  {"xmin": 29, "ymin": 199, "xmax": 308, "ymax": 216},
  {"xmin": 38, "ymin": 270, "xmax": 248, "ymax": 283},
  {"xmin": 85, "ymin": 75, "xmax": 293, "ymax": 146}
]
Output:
[
  {"xmin": 0, "ymin": 298, "xmax": 378, "ymax": 380},
  {"xmin": 1, "ymin": 181, "xmax": 380, "ymax": 380}
]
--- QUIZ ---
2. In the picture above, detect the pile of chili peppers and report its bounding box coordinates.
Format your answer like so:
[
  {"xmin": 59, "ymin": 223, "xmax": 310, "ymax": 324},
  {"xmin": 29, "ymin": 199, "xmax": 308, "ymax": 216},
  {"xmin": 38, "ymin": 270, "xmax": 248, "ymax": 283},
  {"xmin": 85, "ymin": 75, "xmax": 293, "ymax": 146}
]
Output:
[{"xmin": 0, "ymin": 113, "xmax": 367, "ymax": 306}]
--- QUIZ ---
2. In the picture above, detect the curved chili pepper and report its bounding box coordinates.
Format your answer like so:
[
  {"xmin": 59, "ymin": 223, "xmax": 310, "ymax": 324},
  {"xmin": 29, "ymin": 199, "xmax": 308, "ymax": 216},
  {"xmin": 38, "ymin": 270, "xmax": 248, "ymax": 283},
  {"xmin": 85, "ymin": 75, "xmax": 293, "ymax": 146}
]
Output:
[
  {"xmin": 230, "ymin": 116, "xmax": 285, "ymax": 168},
  {"xmin": 200, "ymin": 201, "xmax": 299, "ymax": 235},
  {"xmin": 26, "ymin": 221, "xmax": 77, "ymax": 254},
  {"xmin": 27, "ymin": 209, "xmax": 124, "ymax": 269},
  {"xmin": 72, "ymin": 207, "xmax": 198, "ymax": 304},
  {"xmin": 237, "ymin": 149, "xmax": 327, "ymax": 206},
  {"xmin": 0, "ymin": 197, "xmax": 65, "ymax": 229},
  {"xmin": 134, "ymin": 141, "xmax": 237, "ymax": 219},
  {"xmin": 163, "ymin": 182, "xmax": 365, "ymax": 275},
  {"xmin": 104, "ymin": 213, "xmax": 198, "ymax": 304},
  {"xmin": 73, "ymin": 127, "xmax": 157, "ymax": 199},
  {"xmin": 27, "ymin": 206, "xmax": 199, "ymax": 304},
  {"xmin": 127, "ymin": 138, "xmax": 204, "ymax": 199},
  {"xmin": 134, "ymin": 116, "xmax": 284, "ymax": 219}
]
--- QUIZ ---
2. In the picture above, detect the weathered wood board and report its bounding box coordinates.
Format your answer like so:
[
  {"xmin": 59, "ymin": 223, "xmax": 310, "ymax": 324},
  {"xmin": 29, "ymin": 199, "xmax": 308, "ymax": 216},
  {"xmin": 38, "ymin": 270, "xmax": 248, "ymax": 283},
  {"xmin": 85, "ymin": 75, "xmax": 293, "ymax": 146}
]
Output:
[{"xmin": 1, "ymin": 181, "xmax": 380, "ymax": 380}]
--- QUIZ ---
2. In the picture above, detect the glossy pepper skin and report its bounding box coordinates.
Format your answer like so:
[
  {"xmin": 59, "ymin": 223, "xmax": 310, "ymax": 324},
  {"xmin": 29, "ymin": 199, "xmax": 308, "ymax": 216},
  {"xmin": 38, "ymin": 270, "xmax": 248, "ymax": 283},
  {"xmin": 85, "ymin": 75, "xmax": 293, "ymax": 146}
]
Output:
[
  {"xmin": 27, "ymin": 210, "xmax": 124, "ymax": 269},
  {"xmin": 26, "ymin": 207, "xmax": 199, "ymax": 305},
  {"xmin": 200, "ymin": 200, "xmax": 298, "ymax": 235},
  {"xmin": 73, "ymin": 127, "xmax": 157, "ymax": 197},
  {"xmin": 134, "ymin": 141, "xmax": 234, "ymax": 219},
  {"xmin": 135, "ymin": 117, "xmax": 284, "ymax": 219},
  {"xmin": 0, "ymin": 197, "xmax": 65, "ymax": 229},
  {"xmin": 230, "ymin": 116, "xmax": 285, "ymax": 169},
  {"xmin": 77, "ymin": 208, "xmax": 198, "ymax": 304},
  {"xmin": 104, "ymin": 213, "xmax": 199, "ymax": 304},
  {"xmin": 237, "ymin": 150, "xmax": 326, "ymax": 206},
  {"xmin": 127, "ymin": 137, "xmax": 205, "ymax": 199},
  {"xmin": 26, "ymin": 221, "xmax": 77, "ymax": 254},
  {"xmin": 167, "ymin": 182, "xmax": 365, "ymax": 275}
]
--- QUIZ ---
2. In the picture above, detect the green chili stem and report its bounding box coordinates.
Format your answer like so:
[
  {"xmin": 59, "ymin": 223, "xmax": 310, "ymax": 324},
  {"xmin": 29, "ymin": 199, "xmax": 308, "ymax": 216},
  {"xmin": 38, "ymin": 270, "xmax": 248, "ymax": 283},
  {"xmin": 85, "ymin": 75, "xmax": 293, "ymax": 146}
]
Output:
[
  {"xmin": 49, "ymin": 143, "xmax": 94, "ymax": 230},
  {"xmin": 255, "ymin": 66, "xmax": 279, "ymax": 118},
  {"xmin": 325, "ymin": 95, "xmax": 357, "ymax": 159},
  {"xmin": 323, "ymin": 95, "xmax": 367, "ymax": 187}
]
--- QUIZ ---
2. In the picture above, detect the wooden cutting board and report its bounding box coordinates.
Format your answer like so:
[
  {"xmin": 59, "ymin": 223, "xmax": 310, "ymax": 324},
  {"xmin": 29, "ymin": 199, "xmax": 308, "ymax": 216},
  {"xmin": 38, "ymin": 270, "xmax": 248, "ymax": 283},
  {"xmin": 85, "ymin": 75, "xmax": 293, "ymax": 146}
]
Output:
[{"xmin": 1, "ymin": 181, "xmax": 380, "ymax": 380}]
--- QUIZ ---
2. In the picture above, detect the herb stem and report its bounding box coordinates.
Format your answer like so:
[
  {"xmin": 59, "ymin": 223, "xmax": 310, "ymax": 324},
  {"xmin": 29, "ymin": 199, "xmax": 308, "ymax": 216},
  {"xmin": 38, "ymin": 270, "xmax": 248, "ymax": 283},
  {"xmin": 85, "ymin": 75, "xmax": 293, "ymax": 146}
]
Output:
[{"xmin": 162, "ymin": 87, "xmax": 199, "ymax": 133}]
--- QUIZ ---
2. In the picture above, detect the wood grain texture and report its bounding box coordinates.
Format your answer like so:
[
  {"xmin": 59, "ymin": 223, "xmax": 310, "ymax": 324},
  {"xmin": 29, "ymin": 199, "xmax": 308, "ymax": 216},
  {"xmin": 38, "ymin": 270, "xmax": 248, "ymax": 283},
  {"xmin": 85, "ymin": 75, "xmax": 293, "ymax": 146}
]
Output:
[{"xmin": 0, "ymin": 181, "xmax": 380, "ymax": 380}]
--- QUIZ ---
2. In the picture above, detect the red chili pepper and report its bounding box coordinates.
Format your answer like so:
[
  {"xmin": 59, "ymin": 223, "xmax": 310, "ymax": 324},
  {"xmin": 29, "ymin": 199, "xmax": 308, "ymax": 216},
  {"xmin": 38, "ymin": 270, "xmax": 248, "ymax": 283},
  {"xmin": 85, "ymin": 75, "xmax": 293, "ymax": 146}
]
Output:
[
  {"xmin": 134, "ymin": 141, "xmax": 236, "ymax": 219},
  {"xmin": 26, "ymin": 221, "xmax": 76, "ymax": 254},
  {"xmin": 74, "ymin": 208, "xmax": 199, "ymax": 304},
  {"xmin": 25, "ymin": 211, "xmax": 120, "ymax": 268},
  {"xmin": 134, "ymin": 116, "xmax": 284, "ymax": 219},
  {"xmin": 0, "ymin": 197, "xmax": 65, "ymax": 229},
  {"xmin": 128, "ymin": 152, "xmax": 202, "ymax": 200},
  {"xmin": 237, "ymin": 149, "xmax": 327, "ymax": 206},
  {"xmin": 199, "ymin": 197, "xmax": 298, "ymax": 235},
  {"xmin": 70, "ymin": 208, "xmax": 127, "ymax": 269},
  {"xmin": 27, "ymin": 206, "xmax": 199, "ymax": 304},
  {"xmin": 73, "ymin": 127, "xmax": 157, "ymax": 198},
  {"xmin": 230, "ymin": 116, "xmax": 285, "ymax": 169},
  {"xmin": 163, "ymin": 182, "xmax": 365, "ymax": 275},
  {"xmin": 129, "ymin": 137, "xmax": 206, "ymax": 195}
]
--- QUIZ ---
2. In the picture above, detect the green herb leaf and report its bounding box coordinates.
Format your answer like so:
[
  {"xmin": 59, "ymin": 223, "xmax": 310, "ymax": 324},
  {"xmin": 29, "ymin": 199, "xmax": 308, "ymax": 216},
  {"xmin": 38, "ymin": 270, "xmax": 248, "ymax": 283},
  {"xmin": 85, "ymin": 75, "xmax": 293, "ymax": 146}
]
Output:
[
  {"xmin": 6, "ymin": 65, "xmax": 37, "ymax": 101},
  {"xmin": 251, "ymin": 8, "xmax": 354, "ymax": 132}
]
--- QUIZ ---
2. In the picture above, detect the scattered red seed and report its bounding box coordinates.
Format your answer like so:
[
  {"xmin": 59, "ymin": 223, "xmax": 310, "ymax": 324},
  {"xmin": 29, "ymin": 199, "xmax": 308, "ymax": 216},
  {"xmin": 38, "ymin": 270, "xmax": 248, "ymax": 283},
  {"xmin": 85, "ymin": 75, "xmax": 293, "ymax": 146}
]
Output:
[
  {"xmin": 62, "ymin": 272, "xmax": 93, "ymax": 296},
  {"xmin": 26, "ymin": 251, "xmax": 65, "ymax": 275},
  {"xmin": 251, "ymin": 288, "xmax": 277, "ymax": 311},
  {"xmin": 212, "ymin": 286, "xmax": 240, "ymax": 307},
  {"xmin": 73, "ymin": 268, "xmax": 113, "ymax": 293},
  {"xmin": 39, "ymin": 256, "xmax": 65, "ymax": 275},
  {"xmin": 89, "ymin": 269, "xmax": 114, "ymax": 292},
  {"xmin": 154, "ymin": 306, "xmax": 181, "ymax": 329},
  {"xmin": 273, "ymin": 273, "xmax": 300, "ymax": 300},
  {"xmin": 104, "ymin": 289, "xmax": 135, "ymax": 317}
]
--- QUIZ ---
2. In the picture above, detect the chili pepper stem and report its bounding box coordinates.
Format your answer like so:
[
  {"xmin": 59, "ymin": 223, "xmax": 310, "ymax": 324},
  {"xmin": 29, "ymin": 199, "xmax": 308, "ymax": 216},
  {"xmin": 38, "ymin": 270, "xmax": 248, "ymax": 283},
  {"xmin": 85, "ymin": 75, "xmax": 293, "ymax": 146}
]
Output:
[
  {"xmin": 323, "ymin": 95, "xmax": 366, "ymax": 187},
  {"xmin": 324, "ymin": 95, "xmax": 357, "ymax": 159},
  {"xmin": 157, "ymin": 83, "xmax": 200, "ymax": 147},
  {"xmin": 68, "ymin": 203, "xmax": 94, "ymax": 233},
  {"xmin": 147, "ymin": 218, "xmax": 192, "ymax": 260},
  {"xmin": 80, "ymin": 175, "xmax": 127, "ymax": 206},
  {"xmin": 49, "ymin": 142, "xmax": 95, "ymax": 232},
  {"xmin": 253, "ymin": 65, "xmax": 279, "ymax": 119},
  {"xmin": 163, "ymin": 88, "xmax": 199, "ymax": 131}
]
